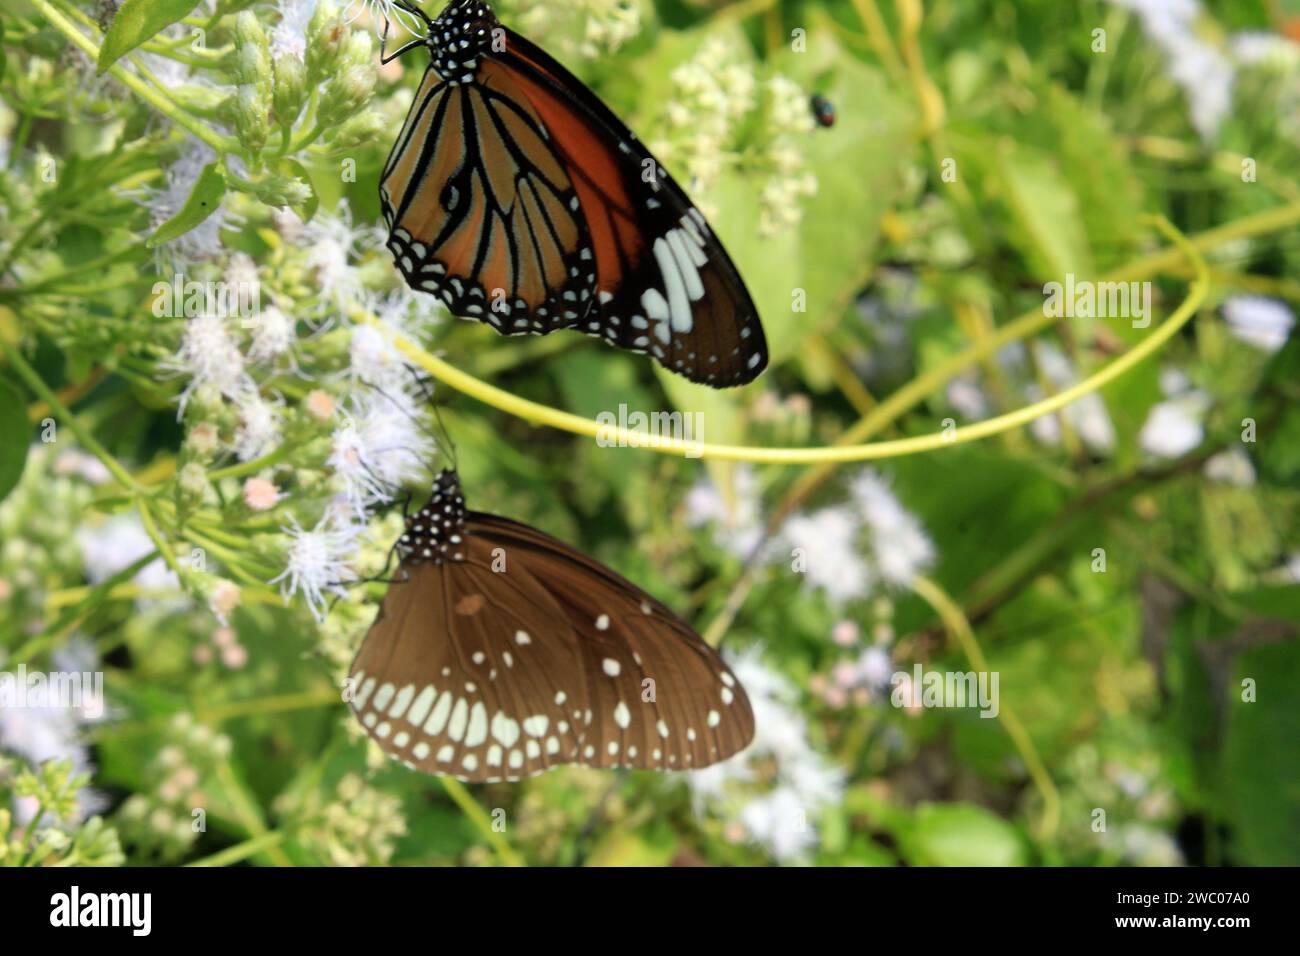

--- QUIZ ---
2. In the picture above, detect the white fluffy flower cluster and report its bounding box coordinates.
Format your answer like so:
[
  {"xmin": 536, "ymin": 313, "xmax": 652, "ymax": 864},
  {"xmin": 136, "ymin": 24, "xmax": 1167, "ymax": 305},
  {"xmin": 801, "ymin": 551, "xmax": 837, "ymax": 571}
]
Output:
[
  {"xmin": 687, "ymin": 650, "xmax": 845, "ymax": 863},
  {"xmin": 683, "ymin": 464, "xmax": 764, "ymax": 559},
  {"xmin": 514, "ymin": 0, "xmax": 643, "ymax": 59},
  {"xmin": 781, "ymin": 470, "xmax": 936, "ymax": 608},
  {"xmin": 1138, "ymin": 364, "xmax": 1211, "ymax": 460},
  {"xmin": 649, "ymin": 39, "xmax": 816, "ymax": 230}
]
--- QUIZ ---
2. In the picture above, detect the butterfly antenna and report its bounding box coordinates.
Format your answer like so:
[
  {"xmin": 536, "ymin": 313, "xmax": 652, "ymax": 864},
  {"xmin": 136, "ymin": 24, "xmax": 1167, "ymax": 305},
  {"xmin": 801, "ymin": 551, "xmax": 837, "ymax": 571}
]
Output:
[
  {"xmin": 390, "ymin": 367, "xmax": 459, "ymax": 471},
  {"xmin": 365, "ymin": 378, "xmax": 451, "ymax": 466},
  {"xmin": 431, "ymin": 401, "xmax": 459, "ymax": 471}
]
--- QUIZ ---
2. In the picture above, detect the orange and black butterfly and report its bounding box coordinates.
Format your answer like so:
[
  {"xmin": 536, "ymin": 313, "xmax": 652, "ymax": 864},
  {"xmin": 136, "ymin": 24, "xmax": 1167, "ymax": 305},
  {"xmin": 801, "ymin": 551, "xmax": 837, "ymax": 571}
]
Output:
[
  {"xmin": 348, "ymin": 468, "xmax": 755, "ymax": 781},
  {"xmin": 379, "ymin": 0, "xmax": 768, "ymax": 388}
]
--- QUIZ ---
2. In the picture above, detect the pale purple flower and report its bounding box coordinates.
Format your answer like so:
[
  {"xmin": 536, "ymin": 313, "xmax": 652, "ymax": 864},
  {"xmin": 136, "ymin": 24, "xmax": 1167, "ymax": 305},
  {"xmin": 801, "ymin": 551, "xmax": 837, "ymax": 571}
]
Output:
[
  {"xmin": 247, "ymin": 304, "xmax": 299, "ymax": 366},
  {"xmin": 1203, "ymin": 447, "xmax": 1255, "ymax": 487},
  {"xmin": 1109, "ymin": 0, "xmax": 1234, "ymax": 139},
  {"xmin": 232, "ymin": 393, "xmax": 284, "ymax": 462},
  {"xmin": 1223, "ymin": 295, "xmax": 1295, "ymax": 353},
  {"xmin": 271, "ymin": 0, "xmax": 319, "ymax": 60},
  {"xmin": 739, "ymin": 787, "xmax": 818, "ymax": 862},
  {"xmin": 52, "ymin": 450, "xmax": 112, "ymax": 486},
  {"xmin": 686, "ymin": 650, "xmax": 843, "ymax": 862},
  {"xmin": 851, "ymin": 471, "xmax": 935, "ymax": 588},
  {"xmin": 1026, "ymin": 346, "xmax": 1116, "ymax": 455},
  {"xmin": 165, "ymin": 312, "xmax": 254, "ymax": 417},
  {"xmin": 1139, "ymin": 394, "xmax": 1209, "ymax": 459},
  {"xmin": 303, "ymin": 202, "xmax": 380, "ymax": 313},
  {"xmin": 858, "ymin": 645, "xmax": 893, "ymax": 688},
  {"xmin": 77, "ymin": 515, "xmax": 180, "ymax": 595},
  {"xmin": 947, "ymin": 377, "xmax": 989, "ymax": 420},
  {"xmin": 782, "ymin": 507, "xmax": 871, "ymax": 606},
  {"xmin": 684, "ymin": 465, "xmax": 764, "ymax": 558},
  {"xmin": 328, "ymin": 392, "xmax": 433, "ymax": 516},
  {"xmin": 270, "ymin": 513, "xmax": 363, "ymax": 621}
]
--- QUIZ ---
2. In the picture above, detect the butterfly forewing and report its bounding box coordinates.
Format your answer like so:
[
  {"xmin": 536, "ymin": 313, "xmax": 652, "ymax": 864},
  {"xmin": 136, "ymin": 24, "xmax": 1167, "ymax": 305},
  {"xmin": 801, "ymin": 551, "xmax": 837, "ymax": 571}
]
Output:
[
  {"xmin": 348, "ymin": 469, "xmax": 754, "ymax": 781},
  {"xmin": 379, "ymin": 0, "xmax": 767, "ymax": 387}
]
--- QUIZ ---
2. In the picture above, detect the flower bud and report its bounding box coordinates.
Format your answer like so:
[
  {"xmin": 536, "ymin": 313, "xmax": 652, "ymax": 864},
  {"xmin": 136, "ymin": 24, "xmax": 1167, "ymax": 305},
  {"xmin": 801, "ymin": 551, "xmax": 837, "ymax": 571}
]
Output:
[
  {"xmin": 234, "ymin": 84, "xmax": 272, "ymax": 154},
  {"xmin": 333, "ymin": 110, "xmax": 385, "ymax": 148},
  {"xmin": 319, "ymin": 34, "xmax": 377, "ymax": 127},
  {"xmin": 320, "ymin": 62, "xmax": 377, "ymax": 126},
  {"xmin": 341, "ymin": 30, "xmax": 373, "ymax": 70},
  {"xmin": 253, "ymin": 173, "xmax": 313, "ymax": 209},
  {"xmin": 186, "ymin": 422, "xmax": 221, "ymax": 456},
  {"xmin": 232, "ymin": 11, "xmax": 272, "ymax": 97},
  {"xmin": 178, "ymin": 462, "xmax": 209, "ymax": 501},
  {"xmin": 306, "ymin": 0, "xmax": 347, "ymax": 83},
  {"xmin": 273, "ymin": 53, "xmax": 307, "ymax": 127}
]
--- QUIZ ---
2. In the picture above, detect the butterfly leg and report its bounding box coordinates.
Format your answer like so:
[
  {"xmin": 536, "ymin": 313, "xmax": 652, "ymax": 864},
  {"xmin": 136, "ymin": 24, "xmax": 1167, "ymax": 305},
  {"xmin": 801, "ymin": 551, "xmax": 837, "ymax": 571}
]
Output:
[
  {"xmin": 380, "ymin": 0, "xmax": 433, "ymax": 63},
  {"xmin": 380, "ymin": 36, "xmax": 427, "ymax": 65}
]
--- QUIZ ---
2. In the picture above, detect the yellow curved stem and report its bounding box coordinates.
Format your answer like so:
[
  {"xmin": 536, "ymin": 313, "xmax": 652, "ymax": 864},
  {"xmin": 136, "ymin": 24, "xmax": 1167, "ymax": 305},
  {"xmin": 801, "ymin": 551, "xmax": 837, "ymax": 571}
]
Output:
[{"xmin": 362, "ymin": 215, "xmax": 1207, "ymax": 464}]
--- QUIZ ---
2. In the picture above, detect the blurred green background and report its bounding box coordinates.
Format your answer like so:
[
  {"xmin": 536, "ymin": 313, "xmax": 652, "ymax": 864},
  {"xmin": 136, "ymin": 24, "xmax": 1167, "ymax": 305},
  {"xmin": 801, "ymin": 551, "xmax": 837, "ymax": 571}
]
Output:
[{"xmin": 0, "ymin": 0, "xmax": 1298, "ymax": 866}]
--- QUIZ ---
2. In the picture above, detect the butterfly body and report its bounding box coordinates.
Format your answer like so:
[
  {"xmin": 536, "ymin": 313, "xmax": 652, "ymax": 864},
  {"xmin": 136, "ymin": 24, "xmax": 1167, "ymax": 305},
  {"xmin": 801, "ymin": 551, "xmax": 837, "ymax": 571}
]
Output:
[
  {"xmin": 348, "ymin": 469, "xmax": 754, "ymax": 782},
  {"xmin": 381, "ymin": 0, "xmax": 768, "ymax": 386}
]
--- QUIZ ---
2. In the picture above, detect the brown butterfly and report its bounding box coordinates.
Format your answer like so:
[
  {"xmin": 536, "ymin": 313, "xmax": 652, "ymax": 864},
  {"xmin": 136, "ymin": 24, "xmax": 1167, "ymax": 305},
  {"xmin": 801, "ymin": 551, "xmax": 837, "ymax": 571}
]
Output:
[{"xmin": 348, "ymin": 468, "xmax": 754, "ymax": 781}]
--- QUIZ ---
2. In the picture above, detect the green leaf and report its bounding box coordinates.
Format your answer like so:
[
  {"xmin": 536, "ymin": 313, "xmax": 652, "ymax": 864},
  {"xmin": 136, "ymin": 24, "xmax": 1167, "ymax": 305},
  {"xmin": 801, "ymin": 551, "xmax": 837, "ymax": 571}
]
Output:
[
  {"xmin": 730, "ymin": 31, "xmax": 912, "ymax": 365},
  {"xmin": 97, "ymin": 0, "xmax": 201, "ymax": 74},
  {"xmin": 897, "ymin": 802, "xmax": 1030, "ymax": 866},
  {"xmin": 0, "ymin": 376, "xmax": 30, "ymax": 505},
  {"xmin": 994, "ymin": 141, "xmax": 1095, "ymax": 283},
  {"xmin": 146, "ymin": 162, "xmax": 226, "ymax": 249},
  {"xmin": 1222, "ymin": 628, "xmax": 1300, "ymax": 865}
]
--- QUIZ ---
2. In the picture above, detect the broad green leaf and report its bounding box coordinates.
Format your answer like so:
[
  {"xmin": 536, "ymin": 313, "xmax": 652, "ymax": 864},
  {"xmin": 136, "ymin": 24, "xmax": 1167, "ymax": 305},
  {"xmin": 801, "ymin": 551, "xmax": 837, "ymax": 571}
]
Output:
[
  {"xmin": 0, "ymin": 376, "xmax": 30, "ymax": 505},
  {"xmin": 1222, "ymin": 619, "xmax": 1300, "ymax": 865},
  {"xmin": 146, "ymin": 162, "xmax": 225, "ymax": 248},
  {"xmin": 897, "ymin": 802, "xmax": 1030, "ymax": 866},
  {"xmin": 995, "ymin": 141, "xmax": 1095, "ymax": 283},
  {"xmin": 733, "ymin": 33, "xmax": 911, "ymax": 365},
  {"xmin": 97, "ymin": 0, "xmax": 201, "ymax": 74}
]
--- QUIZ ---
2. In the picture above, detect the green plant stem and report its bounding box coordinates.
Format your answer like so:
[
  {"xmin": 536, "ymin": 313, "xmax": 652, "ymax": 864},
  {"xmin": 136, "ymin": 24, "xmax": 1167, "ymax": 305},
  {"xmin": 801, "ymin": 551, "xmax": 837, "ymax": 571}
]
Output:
[
  {"xmin": 213, "ymin": 761, "xmax": 294, "ymax": 867},
  {"xmin": 0, "ymin": 334, "xmax": 141, "ymax": 491},
  {"xmin": 913, "ymin": 575, "xmax": 1062, "ymax": 839},
  {"xmin": 209, "ymin": 442, "xmax": 300, "ymax": 481},
  {"xmin": 11, "ymin": 551, "xmax": 159, "ymax": 664},
  {"xmin": 33, "ymin": 0, "xmax": 235, "ymax": 155},
  {"xmin": 137, "ymin": 500, "xmax": 188, "ymax": 581},
  {"xmin": 439, "ymin": 778, "xmax": 525, "ymax": 867},
  {"xmin": 186, "ymin": 831, "xmax": 288, "ymax": 867}
]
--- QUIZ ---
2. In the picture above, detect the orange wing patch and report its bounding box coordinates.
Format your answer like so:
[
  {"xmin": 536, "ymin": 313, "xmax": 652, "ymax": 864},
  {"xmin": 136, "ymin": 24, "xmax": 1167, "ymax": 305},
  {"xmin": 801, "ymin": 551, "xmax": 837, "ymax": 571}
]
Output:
[{"xmin": 382, "ymin": 60, "xmax": 597, "ymax": 329}]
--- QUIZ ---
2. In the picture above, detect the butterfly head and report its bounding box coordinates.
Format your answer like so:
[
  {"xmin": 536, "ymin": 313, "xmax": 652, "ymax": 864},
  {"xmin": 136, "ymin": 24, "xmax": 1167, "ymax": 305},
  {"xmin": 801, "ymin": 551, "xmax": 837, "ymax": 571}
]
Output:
[
  {"xmin": 428, "ymin": 1, "xmax": 499, "ymax": 82},
  {"xmin": 398, "ymin": 468, "xmax": 468, "ymax": 565}
]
